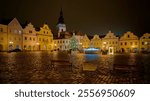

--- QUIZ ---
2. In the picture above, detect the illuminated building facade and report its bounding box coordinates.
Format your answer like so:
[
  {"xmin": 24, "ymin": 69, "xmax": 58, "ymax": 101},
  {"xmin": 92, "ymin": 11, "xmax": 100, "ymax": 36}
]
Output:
[
  {"xmin": 0, "ymin": 24, "xmax": 8, "ymax": 51},
  {"xmin": 7, "ymin": 18, "xmax": 23, "ymax": 51},
  {"xmin": 80, "ymin": 34, "xmax": 90, "ymax": 48},
  {"xmin": 102, "ymin": 31, "xmax": 119, "ymax": 53},
  {"xmin": 91, "ymin": 34, "xmax": 101, "ymax": 49},
  {"xmin": 140, "ymin": 33, "xmax": 150, "ymax": 52},
  {"xmin": 36, "ymin": 24, "xmax": 53, "ymax": 50},
  {"xmin": 23, "ymin": 23, "xmax": 37, "ymax": 51},
  {"xmin": 1, "ymin": 18, "xmax": 150, "ymax": 53},
  {"xmin": 119, "ymin": 31, "xmax": 139, "ymax": 53}
]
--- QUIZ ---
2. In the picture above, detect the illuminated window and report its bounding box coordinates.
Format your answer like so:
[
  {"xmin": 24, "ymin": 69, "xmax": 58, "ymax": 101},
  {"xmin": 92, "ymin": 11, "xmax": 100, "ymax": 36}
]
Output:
[{"xmin": 19, "ymin": 30, "xmax": 22, "ymax": 34}]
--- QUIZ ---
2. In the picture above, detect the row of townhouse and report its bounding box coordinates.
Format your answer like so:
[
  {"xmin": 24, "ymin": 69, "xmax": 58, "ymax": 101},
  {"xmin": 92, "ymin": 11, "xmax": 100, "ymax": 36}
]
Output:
[
  {"xmin": 0, "ymin": 18, "xmax": 150, "ymax": 53},
  {"xmin": 0, "ymin": 18, "xmax": 53, "ymax": 51},
  {"xmin": 81, "ymin": 31, "xmax": 150, "ymax": 53}
]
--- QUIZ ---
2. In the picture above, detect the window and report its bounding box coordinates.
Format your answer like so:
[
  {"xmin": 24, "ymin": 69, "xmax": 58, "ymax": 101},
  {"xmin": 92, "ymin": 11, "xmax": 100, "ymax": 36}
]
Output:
[
  {"xmin": 127, "ymin": 35, "xmax": 130, "ymax": 38},
  {"xmin": 29, "ymin": 30, "xmax": 32, "ymax": 33},
  {"xmin": 120, "ymin": 42, "xmax": 123, "ymax": 45},
  {"xmin": 130, "ymin": 42, "xmax": 133, "ymax": 45},
  {"xmin": 142, "ymin": 42, "xmax": 144, "ymax": 45},
  {"xmin": 30, "ymin": 37, "xmax": 32, "ymax": 40},
  {"xmin": 25, "ymin": 37, "xmax": 27, "ymax": 40},
  {"xmin": 0, "ymin": 28, "xmax": 3, "ymax": 32},
  {"xmin": 143, "ymin": 37, "xmax": 145, "ymax": 39},
  {"xmin": 39, "ymin": 38, "xmax": 41, "ymax": 41},
  {"xmin": 125, "ymin": 42, "xmax": 127, "ymax": 45},
  {"xmin": 135, "ymin": 42, "xmax": 137, "ymax": 45},
  {"xmin": 19, "ymin": 30, "xmax": 22, "ymax": 34},
  {"xmin": 33, "ymin": 38, "xmax": 35, "ymax": 41}
]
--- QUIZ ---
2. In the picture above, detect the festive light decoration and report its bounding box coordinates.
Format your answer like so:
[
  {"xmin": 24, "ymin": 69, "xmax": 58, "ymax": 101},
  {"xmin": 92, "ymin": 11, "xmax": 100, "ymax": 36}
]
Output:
[{"xmin": 70, "ymin": 36, "xmax": 78, "ymax": 50}]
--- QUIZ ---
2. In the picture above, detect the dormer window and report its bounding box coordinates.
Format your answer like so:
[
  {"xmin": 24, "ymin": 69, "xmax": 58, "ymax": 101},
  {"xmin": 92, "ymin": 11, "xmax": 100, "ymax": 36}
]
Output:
[{"xmin": 29, "ymin": 30, "xmax": 32, "ymax": 33}]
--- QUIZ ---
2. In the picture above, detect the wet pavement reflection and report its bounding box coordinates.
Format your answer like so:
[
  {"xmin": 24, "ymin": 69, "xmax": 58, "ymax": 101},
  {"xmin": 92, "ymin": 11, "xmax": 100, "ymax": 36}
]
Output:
[{"xmin": 0, "ymin": 51, "xmax": 150, "ymax": 84}]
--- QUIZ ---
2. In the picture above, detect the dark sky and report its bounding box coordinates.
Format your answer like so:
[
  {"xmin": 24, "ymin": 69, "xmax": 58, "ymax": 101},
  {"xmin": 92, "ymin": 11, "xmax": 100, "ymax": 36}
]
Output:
[{"xmin": 0, "ymin": 0, "xmax": 150, "ymax": 36}]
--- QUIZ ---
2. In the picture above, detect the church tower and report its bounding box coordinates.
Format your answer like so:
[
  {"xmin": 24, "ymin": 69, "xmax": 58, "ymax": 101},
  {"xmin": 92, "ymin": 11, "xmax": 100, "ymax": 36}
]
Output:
[{"xmin": 57, "ymin": 8, "xmax": 66, "ymax": 37}]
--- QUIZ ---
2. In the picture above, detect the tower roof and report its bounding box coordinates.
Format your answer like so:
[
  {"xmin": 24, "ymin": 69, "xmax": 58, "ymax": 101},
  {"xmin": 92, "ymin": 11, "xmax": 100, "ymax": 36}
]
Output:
[{"xmin": 57, "ymin": 8, "xmax": 65, "ymax": 24}]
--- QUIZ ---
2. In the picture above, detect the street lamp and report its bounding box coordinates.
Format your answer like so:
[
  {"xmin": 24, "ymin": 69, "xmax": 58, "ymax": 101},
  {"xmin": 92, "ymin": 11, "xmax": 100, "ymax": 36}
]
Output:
[{"xmin": 9, "ymin": 41, "xmax": 13, "ymax": 44}]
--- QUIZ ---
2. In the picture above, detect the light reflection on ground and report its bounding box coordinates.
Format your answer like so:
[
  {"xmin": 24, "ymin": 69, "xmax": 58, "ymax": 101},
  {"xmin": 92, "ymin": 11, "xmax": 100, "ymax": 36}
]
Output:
[{"xmin": 0, "ymin": 51, "xmax": 150, "ymax": 84}]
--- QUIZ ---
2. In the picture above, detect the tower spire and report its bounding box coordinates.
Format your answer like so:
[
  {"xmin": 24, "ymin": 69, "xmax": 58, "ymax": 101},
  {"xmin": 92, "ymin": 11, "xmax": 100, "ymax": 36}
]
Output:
[{"xmin": 58, "ymin": 8, "xmax": 64, "ymax": 24}]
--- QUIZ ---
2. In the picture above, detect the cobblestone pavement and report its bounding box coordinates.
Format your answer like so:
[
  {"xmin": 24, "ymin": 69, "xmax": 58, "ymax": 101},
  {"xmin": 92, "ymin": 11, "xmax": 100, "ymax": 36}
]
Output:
[{"xmin": 0, "ymin": 51, "xmax": 150, "ymax": 84}]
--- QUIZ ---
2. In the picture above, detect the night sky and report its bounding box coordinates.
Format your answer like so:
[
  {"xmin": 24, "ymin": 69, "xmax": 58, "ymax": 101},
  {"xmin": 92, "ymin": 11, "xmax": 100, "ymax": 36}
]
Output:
[{"xmin": 0, "ymin": 0, "xmax": 150, "ymax": 36}]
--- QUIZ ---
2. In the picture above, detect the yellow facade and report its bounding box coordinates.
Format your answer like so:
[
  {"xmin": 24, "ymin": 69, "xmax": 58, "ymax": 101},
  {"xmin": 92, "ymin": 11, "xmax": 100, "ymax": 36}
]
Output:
[
  {"xmin": 7, "ymin": 18, "xmax": 23, "ymax": 51},
  {"xmin": 140, "ymin": 33, "xmax": 150, "ymax": 52},
  {"xmin": 91, "ymin": 34, "xmax": 101, "ymax": 49},
  {"xmin": 36, "ymin": 24, "xmax": 53, "ymax": 50},
  {"xmin": 102, "ymin": 31, "xmax": 119, "ymax": 52},
  {"xmin": 23, "ymin": 23, "xmax": 37, "ymax": 51},
  {"xmin": 80, "ymin": 34, "xmax": 90, "ymax": 48},
  {"xmin": 119, "ymin": 31, "xmax": 139, "ymax": 53},
  {"xmin": 0, "ymin": 24, "xmax": 8, "ymax": 51}
]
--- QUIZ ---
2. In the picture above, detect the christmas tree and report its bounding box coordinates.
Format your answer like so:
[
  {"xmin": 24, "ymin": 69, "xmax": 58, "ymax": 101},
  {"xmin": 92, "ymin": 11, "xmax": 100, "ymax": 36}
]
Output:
[{"xmin": 70, "ymin": 35, "xmax": 78, "ymax": 51}]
